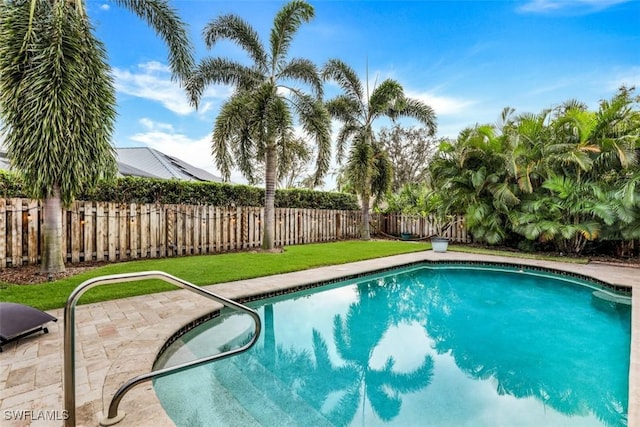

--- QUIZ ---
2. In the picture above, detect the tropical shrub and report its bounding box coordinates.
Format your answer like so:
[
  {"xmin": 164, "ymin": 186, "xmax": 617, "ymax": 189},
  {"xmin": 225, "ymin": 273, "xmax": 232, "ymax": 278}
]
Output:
[{"xmin": 424, "ymin": 87, "xmax": 640, "ymax": 255}]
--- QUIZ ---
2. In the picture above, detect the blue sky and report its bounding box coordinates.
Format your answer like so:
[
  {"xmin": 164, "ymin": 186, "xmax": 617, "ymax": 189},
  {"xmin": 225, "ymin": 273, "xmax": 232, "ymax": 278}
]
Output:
[{"xmin": 90, "ymin": 0, "xmax": 640, "ymax": 187}]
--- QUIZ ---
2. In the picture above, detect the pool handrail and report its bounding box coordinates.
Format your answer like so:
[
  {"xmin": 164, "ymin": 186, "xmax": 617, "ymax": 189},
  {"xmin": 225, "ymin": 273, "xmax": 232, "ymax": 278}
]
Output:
[{"xmin": 63, "ymin": 271, "xmax": 262, "ymax": 427}]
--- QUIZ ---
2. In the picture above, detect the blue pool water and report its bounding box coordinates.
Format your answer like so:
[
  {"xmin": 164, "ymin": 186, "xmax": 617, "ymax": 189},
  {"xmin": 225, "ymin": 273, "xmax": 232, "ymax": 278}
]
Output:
[{"xmin": 154, "ymin": 265, "xmax": 631, "ymax": 427}]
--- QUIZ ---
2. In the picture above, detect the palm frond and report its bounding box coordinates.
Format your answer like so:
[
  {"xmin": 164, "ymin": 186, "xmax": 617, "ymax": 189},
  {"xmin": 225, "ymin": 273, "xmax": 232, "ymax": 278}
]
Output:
[
  {"xmin": 270, "ymin": 0, "xmax": 314, "ymax": 70},
  {"xmin": 185, "ymin": 58, "xmax": 259, "ymax": 107},
  {"xmin": 366, "ymin": 381, "xmax": 401, "ymax": 421},
  {"xmin": 334, "ymin": 122, "xmax": 361, "ymax": 164},
  {"xmin": 542, "ymin": 175, "xmax": 575, "ymax": 199},
  {"xmin": 278, "ymin": 57, "xmax": 323, "ymax": 98},
  {"xmin": 383, "ymin": 354, "xmax": 434, "ymax": 394},
  {"xmin": 202, "ymin": 13, "xmax": 267, "ymax": 71},
  {"xmin": 325, "ymin": 95, "xmax": 362, "ymax": 123},
  {"xmin": 114, "ymin": 0, "xmax": 194, "ymax": 81},
  {"xmin": 268, "ymin": 96, "xmax": 293, "ymax": 151},
  {"xmin": 368, "ymin": 79, "xmax": 403, "ymax": 118},
  {"xmin": 346, "ymin": 139, "xmax": 374, "ymax": 197},
  {"xmin": 370, "ymin": 146, "xmax": 393, "ymax": 201},
  {"xmin": 393, "ymin": 98, "xmax": 437, "ymax": 136},
  {"xmin": 290, "ymin": 93, "xmax": 332, "ymax": 185},
  {"xmin": 212, "ymin": 94, "xmax": 251, "ymax": 180},
  {"xmin": 489, "ymin": 182, "xmax": 520, "ymax": 209},
  {"xmin": 321, "ymin": 59, "xmax": 364, "ymax": 103}
]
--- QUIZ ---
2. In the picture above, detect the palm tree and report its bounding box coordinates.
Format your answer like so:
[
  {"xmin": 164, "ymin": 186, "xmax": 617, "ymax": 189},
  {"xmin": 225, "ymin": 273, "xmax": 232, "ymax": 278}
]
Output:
[
  {"xmin": 322, "ymin": 59, "xmax": 436, "ymax": 240},
  {"xmin": 185, "ymin": 0, "xmax": 331, "ymax": 250},
  {"xmin": 0, "ymin": 0, "xmax": 193, "ymax": 273}
]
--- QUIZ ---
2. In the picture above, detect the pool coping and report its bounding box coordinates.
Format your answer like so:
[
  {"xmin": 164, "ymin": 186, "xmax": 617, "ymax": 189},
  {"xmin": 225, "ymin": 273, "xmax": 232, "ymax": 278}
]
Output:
[{"xmin": 0, "ymin": 249, "xmax": 637, "ymax": 427}]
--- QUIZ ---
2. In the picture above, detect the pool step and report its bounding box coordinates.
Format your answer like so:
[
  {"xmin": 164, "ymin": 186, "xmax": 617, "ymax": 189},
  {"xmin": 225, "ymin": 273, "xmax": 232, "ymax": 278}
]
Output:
[
  {"xmin": 156, "ymin": 313, "xmax": 254, "ymax": 368},
  {"xmin": 213, "ymin": 355, "xmax": 334, "ymax": 427},
  {"xmin": 154, "ymin": 366, "xmax": 261, "ymax": 427}
]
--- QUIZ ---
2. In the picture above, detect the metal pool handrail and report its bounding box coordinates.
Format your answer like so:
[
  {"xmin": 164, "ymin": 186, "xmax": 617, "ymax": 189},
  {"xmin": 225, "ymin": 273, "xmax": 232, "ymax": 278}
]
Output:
[{"xmin": 63, "ymin": 271, "xmax": 262, "ymax": 427}]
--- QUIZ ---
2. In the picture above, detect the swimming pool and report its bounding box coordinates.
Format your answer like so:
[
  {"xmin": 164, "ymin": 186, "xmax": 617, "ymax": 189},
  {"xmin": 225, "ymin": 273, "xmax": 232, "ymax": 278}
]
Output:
[{"xmin": 154, "ymin": 264, "xmax": 631, "ymax": 427}]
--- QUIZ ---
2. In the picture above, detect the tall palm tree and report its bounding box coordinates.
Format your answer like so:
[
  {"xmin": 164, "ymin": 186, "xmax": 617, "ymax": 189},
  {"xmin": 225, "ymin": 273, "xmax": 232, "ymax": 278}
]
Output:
[
  {"xmin": 186, "ymin": 0, "xmax": 331, "ymax": 250},
  {"xmin": 322, "ymin": 59, "xmax": 436, "ymax": 239},
  {"xmin": 0, "ymin": 0, "xmax": 193, "ymax": 273}
]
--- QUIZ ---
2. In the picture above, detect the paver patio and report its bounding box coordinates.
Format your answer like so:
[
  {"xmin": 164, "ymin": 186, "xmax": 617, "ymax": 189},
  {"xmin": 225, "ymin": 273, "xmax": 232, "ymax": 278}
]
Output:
[{"xmin": 1, "ymin": 250, "xmax": 638, "ymax": 426}]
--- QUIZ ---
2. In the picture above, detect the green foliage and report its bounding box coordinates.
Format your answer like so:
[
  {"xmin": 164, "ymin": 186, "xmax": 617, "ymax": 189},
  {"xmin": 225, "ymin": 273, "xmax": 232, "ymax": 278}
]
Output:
[
  {"xmin": 0, "ymin": 0, "xmax": 117, "ymax": 205},
  {"xmin": 383, "ymin": 183, "xmax": 432, "ymax": 215},
  {"xmin": 0, "ymin": 174, "xmax": 359, "ymax": 210},
  {"xmin": 422, "ymin": 87, "xmax": 640, "ymax": 255},
  {"xmin": 0, "ymin": 171, "xmax": 29, "ymax": 199},
  {"xmin": 276, "ymin": 187, "xmax": 358, "ymax": 210}
]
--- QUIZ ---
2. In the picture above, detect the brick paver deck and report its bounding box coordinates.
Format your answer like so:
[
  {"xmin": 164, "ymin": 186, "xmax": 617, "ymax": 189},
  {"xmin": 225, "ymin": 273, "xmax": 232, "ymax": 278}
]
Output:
[{"xmin": 1, "ymin": 250, "xmax": 638, "ymax": 426}]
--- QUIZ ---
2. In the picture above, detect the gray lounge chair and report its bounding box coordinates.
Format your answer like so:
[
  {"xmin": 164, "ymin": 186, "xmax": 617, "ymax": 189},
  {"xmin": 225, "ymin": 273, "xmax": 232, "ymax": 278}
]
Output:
[{"xmin": 0, "ymin": 302, "xmax": 57, "ymax": 352}]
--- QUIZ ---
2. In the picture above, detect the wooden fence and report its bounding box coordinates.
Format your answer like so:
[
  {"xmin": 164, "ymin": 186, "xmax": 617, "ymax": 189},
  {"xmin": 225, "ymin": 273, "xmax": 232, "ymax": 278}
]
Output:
[
  {"xmin": 0, "ymin": 199, "xmax": 470, "ymax": 267},
  {"xmin": 0, "ymin": 199, "xmax": 363, "ymax": 267}
]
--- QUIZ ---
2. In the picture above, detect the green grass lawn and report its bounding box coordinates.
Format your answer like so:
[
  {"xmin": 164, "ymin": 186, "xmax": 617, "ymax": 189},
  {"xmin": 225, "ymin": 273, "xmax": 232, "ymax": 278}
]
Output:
[
  {"xmin": 0, "ymin": 240, "xmax": 428, "ymax": 310},
  {"xmin": 0, "ymin": 240, "xmax": 591, "ymax": 311}
]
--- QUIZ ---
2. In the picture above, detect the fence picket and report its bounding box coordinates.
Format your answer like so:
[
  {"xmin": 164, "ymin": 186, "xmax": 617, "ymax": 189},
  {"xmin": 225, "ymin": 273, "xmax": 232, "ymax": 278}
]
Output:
[
  {"xmin": 108, "ymin": 203, "xmax": 116, "ymax": 261},
  {"xmin": 149, "ymin": 204, "xmax": 158, "ymax": 258},
  {"xmin": 27, "ymin": 200, "xmax": 38, "ymax": 264},
  {"xmin": 70, "ymin": 202, "xmax": 81, "ymax": 263},
  {"xmin": 95, "ymin": 203, "xmax": 105, "ymax": 261},
  {"xmin": 84, "ymin": 202, "xmax": 93, "ymax": 261}
]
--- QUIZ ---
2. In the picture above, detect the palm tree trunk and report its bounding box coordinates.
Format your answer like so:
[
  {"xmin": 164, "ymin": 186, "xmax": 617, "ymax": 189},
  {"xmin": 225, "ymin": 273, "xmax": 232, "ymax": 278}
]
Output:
[
  {"xmin": 263, "ymin": 143, "xmax": 277, "ymax": 250},
  {"xmin": 41, "ymin": 185, "xmax": 65, "ymax": 274},
  {"xmin": 360, "ymin": 190, "xmax": 371, "ymax": 240}
]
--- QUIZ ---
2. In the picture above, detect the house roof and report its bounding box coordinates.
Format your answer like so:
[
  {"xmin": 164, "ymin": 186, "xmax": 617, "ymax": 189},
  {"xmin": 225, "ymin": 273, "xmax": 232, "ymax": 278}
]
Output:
[
  {"xmin": 115, "ymin": 147, "xmax": 222, "ymax": 182},
  {"xmin": 0, "ymin": 146, "xmax": 223, "ymax": 183}
]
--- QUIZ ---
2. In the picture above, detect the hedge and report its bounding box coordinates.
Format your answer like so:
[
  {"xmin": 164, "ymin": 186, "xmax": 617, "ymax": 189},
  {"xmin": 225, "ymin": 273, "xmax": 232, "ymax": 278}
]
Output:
[{"xmin": 0, "ymin": 171, "xmax": 359, "ymax": 210}]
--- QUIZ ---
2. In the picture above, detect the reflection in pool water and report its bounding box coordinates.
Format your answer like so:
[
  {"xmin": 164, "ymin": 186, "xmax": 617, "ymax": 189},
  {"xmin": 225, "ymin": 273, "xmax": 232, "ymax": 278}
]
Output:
[{"xmin": 154, "ymin": 265, "xmax": 631, "ymax": 426}]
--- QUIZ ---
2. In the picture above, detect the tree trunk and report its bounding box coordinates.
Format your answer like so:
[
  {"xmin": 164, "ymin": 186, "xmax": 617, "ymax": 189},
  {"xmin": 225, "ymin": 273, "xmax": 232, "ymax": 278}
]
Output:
[
  {"xmin": 360, "ymin": 191, "xmax": 371, "ymax": 240},
  {"xmin": 263, "ymin": 143, "xmax": 277, "ymax": 250},
  {"xmin": 41, "ymin": 185, "xmax": 65, "ymax": 274}
]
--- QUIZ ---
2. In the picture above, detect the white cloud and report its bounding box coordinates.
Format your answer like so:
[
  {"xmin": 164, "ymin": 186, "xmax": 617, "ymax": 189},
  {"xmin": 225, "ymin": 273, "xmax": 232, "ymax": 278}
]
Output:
[
  {"xmin": 138, "ymin": 118, "xmax": 175, "ymax": 132},
  {"xmin": 406, "ymin": 91, "xmax": 476, "ymax": 116},
  {"xmin": 112, "ymin": 61, "xmax": 232, "ymax": 116},
  {"xmin": 139, "ymin": 61, "xmax": 170, "ymax": 73},
  {"xmin": 129, "ymin": 129, "xmax": 214, "ymax": 172},
  {"xmin": 113, "ymin": 65, "xmax": 192, "ymax": 115},
  {"xmin": 518, "ymin": 0, "xmax": 630, "ymax": 13},
  {"xmin": 199, "ymin": 102, "xmax": 214, "ymax": 115},
  {"xmin": 99, "ymin": 4, "xmax": 110, "ymax": 11}
]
